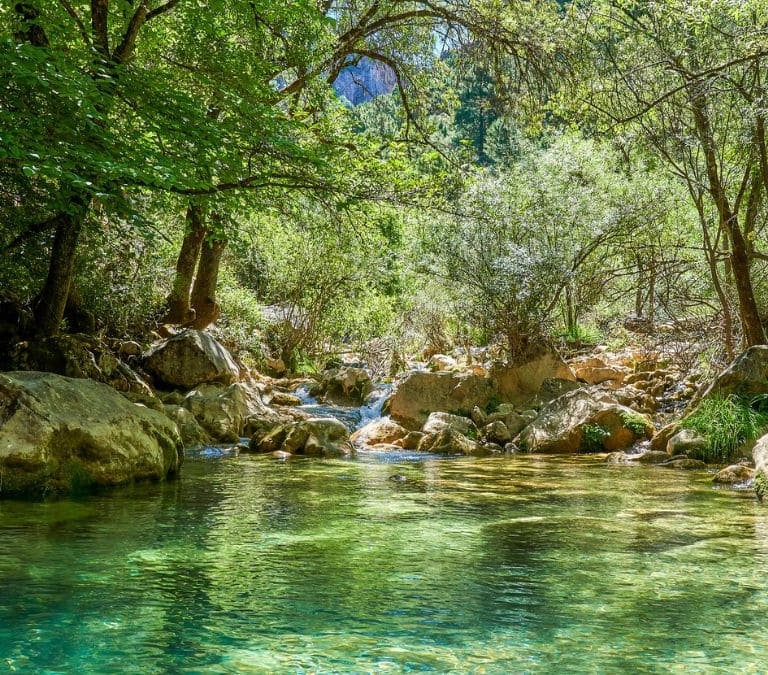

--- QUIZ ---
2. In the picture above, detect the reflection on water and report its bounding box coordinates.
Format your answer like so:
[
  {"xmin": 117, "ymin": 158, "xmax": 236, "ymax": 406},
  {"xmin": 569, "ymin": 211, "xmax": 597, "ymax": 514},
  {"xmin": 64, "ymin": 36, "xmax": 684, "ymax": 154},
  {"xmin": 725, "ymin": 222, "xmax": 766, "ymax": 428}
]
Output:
[{"xmin": 1, "ymin": 453, "xmax": 767, "ymax": 672}]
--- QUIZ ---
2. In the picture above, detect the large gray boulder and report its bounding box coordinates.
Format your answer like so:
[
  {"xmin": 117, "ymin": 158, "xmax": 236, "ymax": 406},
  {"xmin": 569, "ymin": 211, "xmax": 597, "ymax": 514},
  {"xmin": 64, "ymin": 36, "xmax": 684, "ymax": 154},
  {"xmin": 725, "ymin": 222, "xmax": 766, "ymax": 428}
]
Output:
[
  {"xmin": 310, "ymin": 367, "xmax": 373, "ymax": 405},
  {"xmin": 249, "ymin": 418, "xmax": 354, "ymax": 457},
  {"xmin": 0, "ymin": 372, "xmax": 182, "ymax": 498},
  {"xmin": 182, "ymin": 382, "xmax": 282, "ymax": 442},
  {"xmin": 143, "ymin": 330, "xmax": 241, "ymax": 390},
  {"xmin": 388, "ymin": 371, "xmax": 497, "ymax": 430},
  {"xmin": 516, "ymin": 389, "xmax": 653, "ymax": 454},
  {"xmin": 697, "ymin": 345, "xmax": 768, "ymax": 403},
  {"xmin": 422, "ymin": 411, "xmax": 477, "ymax": 436}
]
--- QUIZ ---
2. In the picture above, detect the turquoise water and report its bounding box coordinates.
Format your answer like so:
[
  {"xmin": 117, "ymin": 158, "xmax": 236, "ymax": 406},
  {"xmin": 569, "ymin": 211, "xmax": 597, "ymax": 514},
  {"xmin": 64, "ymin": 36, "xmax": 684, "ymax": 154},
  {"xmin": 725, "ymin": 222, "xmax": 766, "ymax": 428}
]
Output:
[{"xmin": 1, "ymin": 450, "xmax": 766, "ymax": 673}]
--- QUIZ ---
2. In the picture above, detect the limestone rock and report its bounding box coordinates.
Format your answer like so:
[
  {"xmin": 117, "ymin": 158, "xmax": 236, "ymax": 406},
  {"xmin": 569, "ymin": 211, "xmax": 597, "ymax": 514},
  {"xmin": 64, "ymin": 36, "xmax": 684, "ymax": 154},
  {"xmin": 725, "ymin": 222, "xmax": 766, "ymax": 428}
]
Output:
[
  {"xmin": 486, "ymin": 404, "xmax": 532, "ymax": 437},
  {"xmin": 662, "ymin": 458, "xmax": 707, "ymax": 470},
  {"xmin": 489, "ymin": 346, "xmax": 576, "ymax": 402},
  {"xmin": 388, "ymin": 371, "xmax": 497, "ymax": 430},
  {"xmin": 537, "ymin": 377, "xmax": 581, "ymax": 404},
  {"xmin": 311, "ymin": 366, "xmax": 373, "ymax": 404},
  {"xmin": 417, "ymin": 428, "xmax": 485, "ymax": 455},
  {"xmin": 250, "ymin": 418, "xmax": 354, "ymax": 457},
  {"xmin": 484, "ymin": 420, "xmax": 512, "ymax": 445},
  {"xmin": 427, "ymin": 354, "xmax": 458, "ymax": 372},
  {"xmin": 650, "ymin": 423, "xmax": 679, "ymax": 453},
  {"xmin": 389, "ymin": 347, "xmax": 574, "ymax": 429},
  {"xmin": 143, "ymin": 329, "xmax": 241, "ymax": 389},
  {"xmin": 516, "ymin": 389, "xmax": 654, "ymax": 454},
  {"xmin": 753, "ymin": 433, "xmax": 768, "ymax": 475},
  {"xmin": 470, "ymin": 405, "xmax": 487, "ymax": 427},
  {"xmin": 713, "ymin": 464, "xmax": 755, "ymax": 484},
  {"xmin": 0, "ymin": 372, "xmax": 182, "ymax": 497},
  {"xmin": 351, "ymin": 418, "xmax": 408, "ymax": 447},
  {"xmin": 422, "ymin": 412, "xmax": 476, "ymax": 436},
  {"xmin": 163, "ymin": 405, "xmax": 210, "ymax": 447},
  {"xmin": 697, "ymin": 345, "xmax": 768, "ymax": 403},
  {"xmin": 183, "ymin": 382, "xmax": 280, "ymax": 442},
  {"xmin": 8, "ymin": 334, "xmax": 160, "ymax": 409},
  {"xmin": 269, "ymin": 392, "xmax": 303, "ymax": 407},
  {"xmin": 393, "ymin": 431, "xmax": 425, "ymax": 450},
  {"xmin": 666, "ymin": 429, "xmax": 708, "ymax": 457},
  {"xmin": 635, "ymin": 450, "xmax": 675, "ymax": 465}
]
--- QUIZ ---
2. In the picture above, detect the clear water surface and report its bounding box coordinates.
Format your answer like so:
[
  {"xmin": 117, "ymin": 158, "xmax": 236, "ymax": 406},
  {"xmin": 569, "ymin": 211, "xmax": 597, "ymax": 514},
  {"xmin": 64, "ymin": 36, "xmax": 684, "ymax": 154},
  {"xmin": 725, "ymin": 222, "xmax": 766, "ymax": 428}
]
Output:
[{"xmin": 1, "ymin": 450, "xmax": 766, "ymax": 673}]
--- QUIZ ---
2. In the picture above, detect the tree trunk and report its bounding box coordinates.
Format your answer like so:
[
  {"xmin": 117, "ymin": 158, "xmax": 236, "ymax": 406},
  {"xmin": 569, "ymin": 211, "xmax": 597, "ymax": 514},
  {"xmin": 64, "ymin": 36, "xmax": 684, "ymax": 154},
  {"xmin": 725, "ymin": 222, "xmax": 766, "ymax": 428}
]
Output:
[
  {"xmin": 33, "ymin": 200, "xmax": 88, "ymax": 337},
  {"xmin": 691, "ymin": 92, "xmax": 765, "ymax": 347},
  {"xmin": 188, "ymin": 225, "xmax": 226, "ymax": 330},
  {"xmin": 727, "ymin": 219, "xmax": 765, "ymax": 347},
  {"xmin": 163, "ymin": 204, "xmax": 207, "ymax": 324}
]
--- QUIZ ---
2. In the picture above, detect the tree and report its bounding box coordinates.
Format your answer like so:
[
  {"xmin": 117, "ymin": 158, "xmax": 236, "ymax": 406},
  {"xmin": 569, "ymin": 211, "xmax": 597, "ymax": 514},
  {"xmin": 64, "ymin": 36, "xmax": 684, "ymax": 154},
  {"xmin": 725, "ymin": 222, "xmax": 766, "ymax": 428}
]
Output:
[
  {"xmin": 2, "ymin": 0, "xmax": 562, "ymax": 338},
  {"xmin": 566, "ymin": 0, "xmax": 768, "ymax": 348},
  {"xmin": 426, "ymin": 133, "xmax": 657, "ymax": 359}
]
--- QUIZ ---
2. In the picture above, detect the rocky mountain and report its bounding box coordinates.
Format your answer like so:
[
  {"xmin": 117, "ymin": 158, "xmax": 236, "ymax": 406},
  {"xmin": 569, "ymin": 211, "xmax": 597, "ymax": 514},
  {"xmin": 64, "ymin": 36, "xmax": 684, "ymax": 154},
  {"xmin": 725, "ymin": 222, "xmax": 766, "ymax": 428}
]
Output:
[{"xmin": 333, "ymin": 57, "xmax": 397, "ymax": 106}]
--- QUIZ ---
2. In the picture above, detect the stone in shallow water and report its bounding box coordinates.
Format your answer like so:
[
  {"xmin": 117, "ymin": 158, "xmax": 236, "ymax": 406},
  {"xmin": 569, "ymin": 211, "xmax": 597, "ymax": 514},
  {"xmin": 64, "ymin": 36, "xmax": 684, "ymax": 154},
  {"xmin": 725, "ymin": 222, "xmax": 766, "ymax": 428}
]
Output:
[
  {"xmin": 0, "ymin": 371, "xmax": 182, "ymax": 497},
  {"xmin": 713, "ymin": 464, "xmax": 755, "ymax": 484},
  {"xmin": 351, "ymin": 418, "xmax": 408, "ymax": 447}
]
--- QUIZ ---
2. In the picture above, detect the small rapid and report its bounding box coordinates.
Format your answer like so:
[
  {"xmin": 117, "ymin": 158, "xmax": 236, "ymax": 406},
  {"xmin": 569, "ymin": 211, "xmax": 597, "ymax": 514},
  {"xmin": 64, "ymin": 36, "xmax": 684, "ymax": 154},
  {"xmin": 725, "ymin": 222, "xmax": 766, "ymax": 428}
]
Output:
[{"xmin": 293, "ymin": 382, "xmax": 391, "ymax": 431}]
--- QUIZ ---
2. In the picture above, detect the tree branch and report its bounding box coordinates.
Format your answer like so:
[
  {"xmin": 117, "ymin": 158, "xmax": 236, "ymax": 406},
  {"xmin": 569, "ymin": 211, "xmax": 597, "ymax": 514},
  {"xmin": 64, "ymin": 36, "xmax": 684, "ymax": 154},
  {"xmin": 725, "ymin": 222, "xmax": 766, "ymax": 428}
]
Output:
[
  {"xmin": 58, "ymin": 0, "xmax": 91, "ymax": 47},
  {"xmin": 146, "ymin": 0, "xmax": 181, "ymax": 21},
  {"xmin": 91, "ymin": 0, "xmax": 110, "ymax": 58},
  {"xmin": 113, "ymin": 1, "xmax": 149, "ymax": 64}
]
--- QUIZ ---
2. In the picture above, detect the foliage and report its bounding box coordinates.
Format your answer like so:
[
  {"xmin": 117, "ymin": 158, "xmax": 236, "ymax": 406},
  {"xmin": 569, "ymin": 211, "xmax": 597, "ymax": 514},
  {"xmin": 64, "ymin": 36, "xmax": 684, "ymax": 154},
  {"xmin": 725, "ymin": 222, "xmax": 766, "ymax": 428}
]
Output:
[
  {"xmin": 619, "ymin": 413, "xmax": 649, "ymax": 437},
  {"xmin": 582, "ymin": 424, "xmax": 610, "ymax": 453},
  {"xmin": 681, "ymin": 395, "xmax": 768, "ymax": 464},
  {"xmin": 425, "ymin": 132, "xmax": 677, "ymax": 360}
]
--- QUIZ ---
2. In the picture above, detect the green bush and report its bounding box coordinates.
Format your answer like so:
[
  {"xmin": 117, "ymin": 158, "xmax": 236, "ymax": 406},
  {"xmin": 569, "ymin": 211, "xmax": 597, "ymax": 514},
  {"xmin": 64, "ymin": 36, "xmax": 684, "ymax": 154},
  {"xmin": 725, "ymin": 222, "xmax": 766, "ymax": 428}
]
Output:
[
  {"xmin": 681, "ymin": 394, "xmax": 768, "ymax": 464},
  {"xmin": 620, "ymin": 412, "xmax": 649, "ymax": 436},
  {"xmin": 582, "ymin": 423, "xmax": 610, "ymax": 452}
]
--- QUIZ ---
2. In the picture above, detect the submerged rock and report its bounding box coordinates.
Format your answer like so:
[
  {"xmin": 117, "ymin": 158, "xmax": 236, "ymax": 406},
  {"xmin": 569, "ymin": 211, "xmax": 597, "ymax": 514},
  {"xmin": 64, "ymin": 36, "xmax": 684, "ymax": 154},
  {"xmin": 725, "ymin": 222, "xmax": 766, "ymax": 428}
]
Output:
[
  {"xmin": 662, "ymin": 458, "xmax": 707, "ymax": 470},
  {"xmin": 0, "ymin": 371, "xmax": 182, "ymax": 498}
]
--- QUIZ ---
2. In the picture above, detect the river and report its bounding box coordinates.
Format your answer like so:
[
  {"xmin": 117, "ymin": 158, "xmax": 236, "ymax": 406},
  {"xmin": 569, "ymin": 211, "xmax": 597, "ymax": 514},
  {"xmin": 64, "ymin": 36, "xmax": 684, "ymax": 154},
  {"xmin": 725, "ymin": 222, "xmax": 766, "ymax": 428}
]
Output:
[{"xmin": 0, "ymin": 445, "xmax": 766, "ymax": 672}]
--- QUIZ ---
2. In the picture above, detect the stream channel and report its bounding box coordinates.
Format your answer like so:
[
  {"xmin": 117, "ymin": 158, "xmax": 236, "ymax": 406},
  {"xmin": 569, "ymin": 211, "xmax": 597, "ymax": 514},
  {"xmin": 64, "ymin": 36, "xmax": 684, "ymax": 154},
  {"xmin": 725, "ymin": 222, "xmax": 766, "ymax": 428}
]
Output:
[{"xmin": 1, "ymin": 388, "xmax": 768, "ymax": 672}]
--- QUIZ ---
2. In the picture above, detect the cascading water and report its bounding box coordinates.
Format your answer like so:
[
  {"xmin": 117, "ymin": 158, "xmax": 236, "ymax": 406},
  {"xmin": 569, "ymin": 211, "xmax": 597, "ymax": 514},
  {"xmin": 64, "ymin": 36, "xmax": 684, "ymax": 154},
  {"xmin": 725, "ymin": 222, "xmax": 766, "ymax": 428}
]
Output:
[{"xmin": 293, "ymin": 382, "xmax": 392, "ymax": 431}]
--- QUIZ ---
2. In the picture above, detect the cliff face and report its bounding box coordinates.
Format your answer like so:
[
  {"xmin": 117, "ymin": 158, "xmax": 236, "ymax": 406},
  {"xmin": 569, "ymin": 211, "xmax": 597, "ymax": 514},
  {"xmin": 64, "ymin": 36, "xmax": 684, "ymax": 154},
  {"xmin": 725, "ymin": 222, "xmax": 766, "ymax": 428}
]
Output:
[{"xmin": 333, "ymin": 57, "xmax": 397, "ymax": 106}]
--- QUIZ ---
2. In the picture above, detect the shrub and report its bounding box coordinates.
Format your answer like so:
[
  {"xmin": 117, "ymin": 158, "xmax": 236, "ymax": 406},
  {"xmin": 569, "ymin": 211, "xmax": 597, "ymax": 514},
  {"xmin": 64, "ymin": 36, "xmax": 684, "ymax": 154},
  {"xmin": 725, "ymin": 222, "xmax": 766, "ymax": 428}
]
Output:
[
  {"xmin": 620, "ymin": 412, "xmax": 649, "ymax": 436},
  {"xmin": 681, "ymin": 394, "xmax": 768, "ymax": 464},
  {"xmin": 582, "ymin": 423, "xmax": 610, "ymax": 452}
]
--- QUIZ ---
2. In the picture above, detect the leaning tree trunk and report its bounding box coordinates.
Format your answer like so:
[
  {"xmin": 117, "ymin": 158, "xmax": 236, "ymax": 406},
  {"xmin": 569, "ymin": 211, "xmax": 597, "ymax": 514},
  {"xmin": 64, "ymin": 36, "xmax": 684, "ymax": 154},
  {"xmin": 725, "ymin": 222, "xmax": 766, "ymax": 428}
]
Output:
[
  {"xmin": 188, "ymin": 229, "xmax": 226, "ymax": 330},
  {"xmin": 692, "ymin": 94, "xmax": 765, "ymax": 347},
  {"xmin": 163, "ymin": 204, "xmax": 207, "ymax": 324},
  {"xmin": 33, "ymin": 200, "xmax": 88, "ymax": 338}
]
